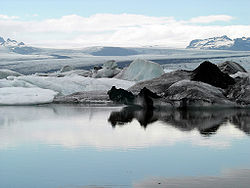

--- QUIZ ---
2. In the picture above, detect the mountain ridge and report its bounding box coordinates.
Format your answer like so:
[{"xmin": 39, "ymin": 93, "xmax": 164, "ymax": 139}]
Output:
[
  {"xmin": 187, "ymin": 36, "xmax": 250, "ymax": 51},
  {"xmin": 0, "ymin": 36, "xmax": 39, "ymax": 54}
]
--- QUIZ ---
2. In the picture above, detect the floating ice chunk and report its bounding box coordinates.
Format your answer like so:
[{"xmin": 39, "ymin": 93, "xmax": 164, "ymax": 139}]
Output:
[
  {"xmin": 0, "ymin": 78, "xmax": 35, "ymax": 88},
  {"xmin": 36, "ymin": 69, "xmax": 90, "ymax": 77},
  {"xmin": 0, "ymin": 69, "xmax": 23, "ymax": 79},
  {"xmin": 92, "ymin": 60, "xmax": 121, "ymax": 78},
  {"xmin": 103, "ymin": 60, "xmax": 118, "ymax": 69},
  {"xmin": 60, "ymin": 65, "xmax": 73, "ymax": 73},
  {"xmin": 0, "ymin": 87, "xmax": 58, "ymax": 105},
  {"xmin": 14, "ymin": 75, "xmax": 135, "ymax": 95},
  {"xmin": 116, "ymin": 59, "xmax": 164, "ymax": 81},
  {"xmin": 230, "ymin": 72, "xmax": 250, "ymax": 79},
  {"xmin": 93, "ymin": 68, "xmax": 120, "ymax": 78},
  {"xmin": 165, "ymin": 80, "xmax": 233, "ymax": 107},
  {"xmin": 218, "ymin": 61, "xmax": 247, "ymax": 74}
]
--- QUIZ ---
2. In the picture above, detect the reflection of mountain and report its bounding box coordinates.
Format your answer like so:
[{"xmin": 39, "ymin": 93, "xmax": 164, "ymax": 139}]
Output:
[{"xmin": 108, "ymin": 107, "xmax": 250, "ymax": 136}]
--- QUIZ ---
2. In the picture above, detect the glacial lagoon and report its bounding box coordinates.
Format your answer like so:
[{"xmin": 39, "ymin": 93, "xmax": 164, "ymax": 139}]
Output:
[{"xmin": 0, "ymin": 104, "xmax": 250, "ymax": 188}]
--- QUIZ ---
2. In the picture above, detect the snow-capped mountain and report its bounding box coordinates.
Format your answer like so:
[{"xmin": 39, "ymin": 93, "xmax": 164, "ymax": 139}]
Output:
[
  {"xmin": 186, "ymin": 35, "xmax": 234, "ymax": 50},
  {"xmin": 0, "ymin": 36, "xmax": 38, "ymax": 54},
  {"xmin": 0, "ymin": 37, "xmax": 25, "ymax": 47},
  {"xmin": 231, "ymin": 37, "xmax": 250, "ymax": 51},
  {"xmin": 187, "ymin": 35, "xmax": 250, "ymax": 51}
]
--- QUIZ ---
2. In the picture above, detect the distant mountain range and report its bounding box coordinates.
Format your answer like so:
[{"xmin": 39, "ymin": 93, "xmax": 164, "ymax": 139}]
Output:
[
  {"xmin": 0, "ymin": 36, "xmax": 140, "ymax": 56},
  {"xmin": 0, "ymin": 37, "xmax": 24, "ymax": 47},
  {"xmin": 187, "ymin": 35, "xmax": 250, "ymax": 51},
  {"xmin": 0, "ymin": 37, "xmax": 39, "ymax": 54},
  {"xmin": 2, "ymin": 35, "xmax": 250, "ymax": 56}
]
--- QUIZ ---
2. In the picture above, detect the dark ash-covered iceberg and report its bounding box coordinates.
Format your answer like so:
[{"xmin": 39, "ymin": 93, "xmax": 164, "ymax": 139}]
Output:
[{"xmin": 108, "ymin": 61, "xmax": 250, "ymax": 108}]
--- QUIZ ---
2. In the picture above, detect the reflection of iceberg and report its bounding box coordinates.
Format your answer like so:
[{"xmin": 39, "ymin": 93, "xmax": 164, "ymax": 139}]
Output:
[
  {"xmin": 0, "ymin": 105, "xmax": 247, "ymax": 150},
  {"xmin": 229, "ymin": 111, "xmax": 250, "ymax": 135},
  {"xmin": 108, "ymin": 106, "xmax": 157, "ymax": 128},
  {"xmin": 108, "ymin": 106, "xmax": 250, "ymax": 136}
]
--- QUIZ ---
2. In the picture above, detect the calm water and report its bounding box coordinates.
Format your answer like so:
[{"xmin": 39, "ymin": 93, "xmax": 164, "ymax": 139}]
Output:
[{"xmin": 0, "ymin": 104, "xmax": 250, "ymax": 188}]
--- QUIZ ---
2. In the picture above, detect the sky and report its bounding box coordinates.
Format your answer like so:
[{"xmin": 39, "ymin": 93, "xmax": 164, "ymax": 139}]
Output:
[{"xmin": 0, "ymin": 0, "xmax": 250, "ymax": 48}]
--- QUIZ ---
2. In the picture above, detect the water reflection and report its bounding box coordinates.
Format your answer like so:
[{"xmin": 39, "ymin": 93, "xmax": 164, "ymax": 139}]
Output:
[
  {"xmin": 134, "ymin": 168, "xmax": 250, "ymax": 188},
  {"xmin": 108, "ymin": 106, "xmax": 250, "ymax": 136},
  {"xmin": 0, "ymin": 105, "xmax": 248, "ymax": 150},
  {"xmin": 1, "ymin": 105, "xmax": 250, "ymax": 188}
]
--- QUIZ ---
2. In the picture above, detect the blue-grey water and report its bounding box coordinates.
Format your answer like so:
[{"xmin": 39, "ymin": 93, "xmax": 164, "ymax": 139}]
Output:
[{"xmin": 0, "ymin": 105, "xmax": 250, "ymax": 188}]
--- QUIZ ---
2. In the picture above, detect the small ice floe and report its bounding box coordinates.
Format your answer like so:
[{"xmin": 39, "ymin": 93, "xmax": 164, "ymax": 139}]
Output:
[{"xmin": 0, "ymin": 87, "xmax": 58, "ymax": 105}]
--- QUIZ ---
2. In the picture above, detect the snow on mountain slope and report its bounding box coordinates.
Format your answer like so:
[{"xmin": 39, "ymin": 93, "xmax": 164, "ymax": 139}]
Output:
[
  {"xmin": 0, "ymin": 36, "xmax": 39, "ymax": 54},
  {"xmin": 231, "ymin": 37, "xmax": 250, "ymax": 51},
  {"xmin": 187, "ymin": 36, "xmax": 250, "ymax": 51},
  {"xmin": 187, "ymin": 35, "xmax": 234, "ymax": 50},
  {"xmin": 3, "ymin": 38, "xmax": 24, "ymax": 47},
  {"xmin": 0, "ymin": 37, "xmax": 26, "ymax": 48}
]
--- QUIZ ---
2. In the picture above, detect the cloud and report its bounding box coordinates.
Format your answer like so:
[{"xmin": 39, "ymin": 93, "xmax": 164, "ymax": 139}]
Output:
[
  {"xmin": 188, "ymin": 15, "xmax": 234, "ymax": 23},
  {"xmin": 0, "ymin": 14, "xmax": 19, "ymax": 20},
  {"xmin": 0, "ymin": 13, "xmax": 248, "ymax": 48}
]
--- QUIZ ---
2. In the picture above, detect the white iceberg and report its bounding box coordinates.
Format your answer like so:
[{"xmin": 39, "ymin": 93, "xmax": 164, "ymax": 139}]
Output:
[
  {"xmin": 0, "ymin": 69, "xmax": 23, "ymax": 79},
  {"xmin": 60, "ymin": 65, "xmax": 73, "ymax": 73},
  {"xmin": 0, "ymin": 87, "xmax": 58, "ymax": 105},
  {"xmin": 92, "ymin": 60, "xmax": 121, "ymax": 78},
  {"xmin": 116, "ymin": 59, "xmax": 164, "ymax": 81},
  {"xmin": 9, "ymin": 75, "xmax": 135, "ymax": 95},
  {"xmin": 230, "ymin": 72, "xmax": 250, "ymax": 79},
  {"xmin": 0, "ymin": 77, "xmax": 35, "ymax": 88},
  {"xmin": 35, "ymin": 69, "xmax": 91, "ymax": 77}
]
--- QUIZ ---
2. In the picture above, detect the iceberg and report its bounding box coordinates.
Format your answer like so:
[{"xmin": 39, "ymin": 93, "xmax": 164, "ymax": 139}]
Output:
[
  {"xmin": 36, "ymin": 69, "xmax": 91, "ymax": 77},
  {"xmin": 0, "ymin": 87, "xmax": 58, "ymax": 105},
  {"xmin": 54, "ymin": 90, "xmax": 111, "ymax": 104},
  {"xmin": 9, "ymin": 75, "xmax": 135, "ymax": 95},
  {"xmin": 116, "ymin": 59, "xmax": 164, "ymax": 81},
  {"xmin": 92, "ymin": 60, "xmax": 121, "ymax": 78},
  {"xmin": 0, "ymin": 69, "xmax": 23, "ymax": 79},
  {"xmin": 218, "ymin": 61, "xmax": 247, "ymax": 74},
  {"xmin": 60, "ymin": 65, "xmax": 73, "ymax": 73},
  {"xmin": 129, "ymin": 70, "xmax": 192, "ymax": 94},
  {"xmin": 164, "ymin": 80, "xmax": 234, "ymax": 107}
]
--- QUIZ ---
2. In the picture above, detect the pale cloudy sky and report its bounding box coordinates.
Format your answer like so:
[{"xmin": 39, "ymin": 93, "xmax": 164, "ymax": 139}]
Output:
[{"xmin": 0, "ymin": 0, "xmax": 250, "ymax": 48}]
